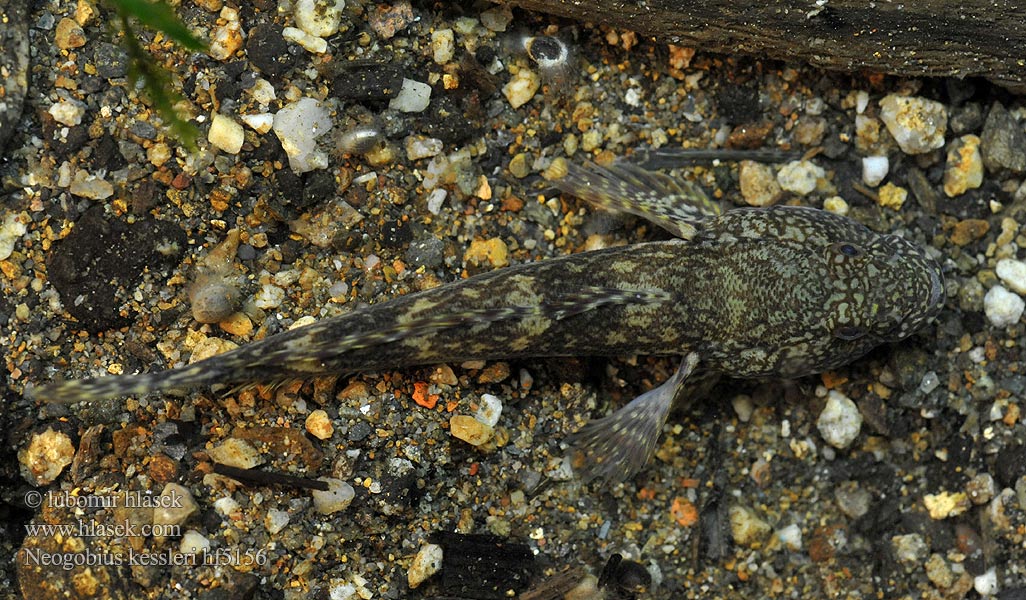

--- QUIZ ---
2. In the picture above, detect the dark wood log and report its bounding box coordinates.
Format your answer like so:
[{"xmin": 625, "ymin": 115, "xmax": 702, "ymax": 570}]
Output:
[
  {"xmin": 0, "ymin": 0, "xmax": 30, "ymax": 153},
  {"xmin": 507, "ymin": 0, "xmax": 1026, "ymax": 90}
]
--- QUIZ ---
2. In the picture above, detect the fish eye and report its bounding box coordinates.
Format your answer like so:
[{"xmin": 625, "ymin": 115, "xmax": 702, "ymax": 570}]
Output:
[
  {"xmin": 833, "ymin": 325, "xmax": 866, "ymax": 340},
  {"xmin": 839, "ymin": 243, "xmax": 861, "ymax": 257}
]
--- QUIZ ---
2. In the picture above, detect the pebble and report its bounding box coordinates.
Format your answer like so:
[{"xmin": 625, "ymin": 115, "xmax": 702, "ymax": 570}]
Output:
[
  {"xmin": 475, "ymin": 394, "xmax": 503, "ymax": 427},
  {"xmin": 265, "ymin": 508, "xmax": 290, "ymax": 535},
  {"xmin": 147, "ymin": 142, "xmax": 171, "ymax": 167},
  {"xmin": 207, "ymin": 113, "xmax": 244, "ymax": 154},
  {"xmin": 388, "ymin": 78, "xmax": 432, "ymax": 113},
  {"xmin": 730, "ymin": 394, "xmax": 754, "ymax": 422},
  {"xmin": 503, "ymin": 68, "xmax": 540, "ymax": 109},
  {"xmin": 728, "ymin": 504, "xmax": 771, "ymax": 548},
  {"xmin": 943, "ymin": 134, "xmax": 984, "ymax": 197},
  {"xmin": 152, "ymin": 483, "xmax": 199, "ymax": 529},
  {"xmin": 775, "ymin": 524, "xmax": 803, "ymax": 551},
  {"xmin": 213, "ymin": 496, "xmax": 241, "ymax": 517},
  {"xmin": 919, "ymin": 371, "xmax": 940, "ymax": 394},
  {"xmin": 996, "ymin": 259, "xmax": 1026, "ymax": 295},
  {"xmin": 924, "ymin": 491, "xmax": 971, "ymax": 519},
  {"xmin": 738, "ymin": 160, "xmax": 782, "ymax": 206},
  {"xmin": 464, "ymin": 237, "xmax": 509, "ymax": 268},
  {"xmin": 208, "ymin": 437, "xmax": 264, "ymax": 469},
  {"xmin": 69, "ymin": 169, "xmax": 114, "ymax": 199},
  {"xmin": 816, "ymin": 390, "xmax": 862, "ymax": 449},
  {"xmin": 480, "ymin": 6, "xmax": 512, "ymax": 31},
  {"xmin": 218, "ymin": 312, "xmax": 253, "ymax": 336},
  {"xmin": 925, "ymin": 554, "xmax": 954, "ymax": 588},
  {"xmin": 879, "ymin": 94, "xmax": 948, "ymax": 154},
  {"xmin": 449, "ymin": 415, "xmax": 494, "ymax": 446},
  {"xmin": 0, "ymin": 212, "xmax": 27, "ymax": 260},
  {"xmin": 370, "ymin": 1, "xmax": 414, "ymax": 39},
  {"xmin": 405, "ymin": 135, "xmax": 443, "ymax": 160},
  {"xmin": 49, "ymin": 99, "xmax": 85, "ymax": 126},
  {"xmin": 55, "ymin": 17, "xmax": 86, "ymax": 49},
  {"xmin": 980, "ymin": 102, "xmax": 1026, "ymax": 173},
  {"xmin": 509, "ymin": 153, "xmax": 531, "ymax": 178},
  {"xmin": 966, "ymin": 473, "xmax": 996, "ymax": 505},
  {"xmin": 241, "ymin": 113, "xmax": 273, "ymax": 134},
  {"xmin": 877, "ymin": 182, "xmax": 908, "ymax": 210},
  {"xmin": 283, "ymin": 26, "xmax": 328, "ymax": 54},
  {"xmin": 208, "ymin": 7, "xmax": 244, "ymax": 61},
  {"xmin": 247, "ymin": 24, "xmax": 297, "ymax": 77},
  {"xmin": 407, "ymin": 543, "xmax": 443, "ymax": 588},
  {"xmin": 861, "ymin": 155, "xmax": 889, "ymax": 186},
  {"xmin": 294, "ymin": 0, "xmax": 345, "ymax": 38},
  {"xmin": 822, "ymin": 196, "xmax": 849, "ymax": 216},
  {"xmin": 311, "ymin": 478, "xmax": 355, "ymax": 514},
  {"xmin": 776, "ymin": 160, "xmax": 824, "ymax": 195},
  {"xmin": 974, "ymin": 568, "xmax": 998, "ymax": 596},
  {"xmin": 305, "ymin": 409, "xmax": 334, "ymax": 440},
  {"xmin": 892, "ymin": 533, "xmax": 929, "ymax": 563},
  {"xmin": 426, "ymin": 188, "xmax": 447, "ymax": 214},
  {"xmin": 984, "ymin": 285, "xmax": 1024, "ymax": 327},
  {"xmin": 180, "ymin": 530, "xmax": 211, "ymax": 554},
  {"xmin": 273, "ymin": 97, "xmax": 332, "ymax": 172},
  {"xmin": 431, "ymin": 28, "xmax": 455, "ymax": 64},
  {"xmin": 18, "ymin": 427, "xmax": 75, "ymax": 486},
  {"xmin": 834, "ymin": 481, "xmax": 872, "ymax": 518},
  {"xmin": 949, "ymin": 218, "xmax": 990, "ymax": 246}
]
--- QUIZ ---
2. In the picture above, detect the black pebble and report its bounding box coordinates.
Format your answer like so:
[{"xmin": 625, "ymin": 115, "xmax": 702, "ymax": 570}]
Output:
[
  {"xmin": 92, "ymin": 42, "xmax": 129, "ymax": 79},
  {"xmin": 330, "ymin": 64, "xmax": 404, "ymax": 104},
  {"xmin": 247, "ymin": 24, "xmax": 297, "ymax": 78}
]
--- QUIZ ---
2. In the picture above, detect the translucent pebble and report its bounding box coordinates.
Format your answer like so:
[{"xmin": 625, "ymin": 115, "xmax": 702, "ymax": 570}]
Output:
[
  {"xmin": 984, "ymin": 284, "xmax": 1025, "ymax": 327},
  {"xmin": 816, "ymin": 390, "xmax": 862, "ymax": 449},
  {"xmin": 388, "ymin": 78, "xmax": 432, "ymax": 113},
  {"xmin": 861, "ymin": 155, "xmax": 889, "ymax": 186},
  {"xmin": 311, "ymin": 478, "xmax": 355, "ymax": 515},
  {"xmin": 996, "ymin": 258, "xmax": 1026, "ymax": 295},
  {"xmin": 919, "ymin": 371, "xmax": 940, "ymax": 394},
  {"xmin": 407, "ymin": 543, "xmax": 443, "ymax": 588}
]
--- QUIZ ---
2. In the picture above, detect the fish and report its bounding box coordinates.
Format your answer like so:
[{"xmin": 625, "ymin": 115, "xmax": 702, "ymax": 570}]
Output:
[{"xmin": 30, "ymin": 160, "xmax": 946, "ymax": 481}]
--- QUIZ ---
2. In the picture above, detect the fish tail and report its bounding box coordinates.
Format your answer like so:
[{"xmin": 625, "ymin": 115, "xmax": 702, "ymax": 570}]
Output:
[{"xmin": 28, "ymin": 360, "xmax": 225, "ymax": 405}]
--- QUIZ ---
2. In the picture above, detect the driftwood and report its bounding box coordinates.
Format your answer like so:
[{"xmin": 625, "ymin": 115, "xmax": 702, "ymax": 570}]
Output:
[
  {"xmin": 508, "ymin": 0, "xmax": 1026, "ymax": 90},
  {"xmin": 0, "ymin": 0, "xmax": 29, "ymax": 153}
]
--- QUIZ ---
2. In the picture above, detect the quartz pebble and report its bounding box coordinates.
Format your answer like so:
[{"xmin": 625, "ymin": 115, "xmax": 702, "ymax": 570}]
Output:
[
  {"xmin": 207, "ymin": 113, "xmax": 244, "ymax": 154},
  {"xmin": 388, "ymin": 78, "xmax": 432, "ymax": 113},
  {"xmin": 180, "ymin": 530, "xmax": 210, "ymax": 554},
  {"xmin": 431, "ymin": 28, "xmax": 454, "ymax": 64},
  {"xmin": 69, "ymin": 170, "xmax": 114, "ymax": 200},
  {"xmin": 892, "ymin": 533, "xmax": 929, "ymax": 563},
  {"xmin": 728, "ymin": 504, "xmax": 771, "ymax": 547},
  {"xmin": 311, "ymin": 478, "xmax": 355, "ymax": 514},
  {"xmin": 996, "ymin": 258, "xmax": 1026, "ymax": 295},
  {"xmin": 450, "ymin": 415, "xmax": 494, "ymax": 446},
  {"xmin": 943, "ymin": 134, "xmax": 984, "ymax": 197},
  {"xmin": 241, "ymin": 113, "xmax": 274, "ymax": 134},
  {"xmin": 879, "ymin": 94, "xmax": 948, "ymax": 155},
  {"xmin": 924, "ymin": 491, "xmax": 971, "ymax": 519},
  {"xmin": 877, "ymin": 182, "xmax": 908, "ymax": 210},
  {"xmin": 208, "ymin": 7, "xmax": 243, "ymax": 60},
  {"xmin": 475, "ymin": 394, "xmax": 503, "ymax": 427},
  {"xmin": 55, "ymin": 17, "xmax": 86, "ymax": 49},
  {"xmin": 49, "ymin": 99, "xmax": 85, "ymax": 126},
  {"xmin": 739, "ymin": 160, "xmax": 782, "ymax": 206},
  {"xmin": 861, "ymin": 155, "xmax": 889, "ymax": 186},
  {"xmin": 294, "ymin": 0, "xmax": 345, "ymax": 38},
  {"xmin": 265, "ymin": 508, "xmax": 290, "ymax": 534},
  {"xmin": 152, "ymin": 483, "xmax": 199, "ymax": 530},
  {"xmin": 822, "ymin": 196, "xmax": 849, "ymax": 216},
  {"xmin": 0, "ymin": 212, "xmax": 27, "ymax": 260},
  {"xmin": 208, "ymin": 438, "xmax": 264, "ymax": 469},
  {"xmin": 984, "ymin": 285, "xmax": 1024, "ymax": 327},
  {"xmin": 405, "ymin": 136, "xmax": 443, "ymax": 160},
  {"xmin": 273, "ymin": 97, "xmax": 332, "ymax": 172},
  {"xmin": 407, "ymin": 543, "xmax": 443, "ymax": 588},
  {"xmin": 974, "ymin": 568, "xmax": 998, "ymax": 596},
  {"xmin": 305, "ymin": 409, "xmax": 334, "ymax": 440},
  {"xmin": 776, "ymin": 160, "xmax": 824, "ymax": 195},
  {"xmin": 18, "ymin": 427, "xmax": 75, "ymax": 486},
  {"xmin": 283, "ymin": 26, "xmax": 328, "ymax": 54},
  {"xmin": 817, "ymin": 390, "xmax": 862, "ymax": 449},
  {"xmin": 503, "ymin": 68, "xmax": 540, "ymax": 109}
]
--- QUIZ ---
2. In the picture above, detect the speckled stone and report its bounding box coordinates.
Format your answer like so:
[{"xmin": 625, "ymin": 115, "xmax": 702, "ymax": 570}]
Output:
[
  {"xmin": 879, "ymin": 94, "xmax": 948, "ymax": 155},
  {"xmin": 18, "ymin": 427, "xmax": 75, "ymax": 486},
  {"xmin": 980, "ymin": 102, "xmax": 1026, "ymax": 173},
  {"xmin": 943, "ymin": 134, "xmax": 983, "ymax": 197},
  {"xmin": 739, "ymin": 160, "xmax": 782, "ymax": 206}
]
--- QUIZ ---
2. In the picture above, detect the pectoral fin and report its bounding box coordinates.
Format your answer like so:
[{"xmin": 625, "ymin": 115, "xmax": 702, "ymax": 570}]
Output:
[{"xmin": 568, "ymin": 353, "xmax": 700, "ymax": 482}]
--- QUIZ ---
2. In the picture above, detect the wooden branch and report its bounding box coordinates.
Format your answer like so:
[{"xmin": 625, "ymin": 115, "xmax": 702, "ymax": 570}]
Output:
[{"xmin": 507, "ymin": 0, "xmax": 1026, "ymax": 90}]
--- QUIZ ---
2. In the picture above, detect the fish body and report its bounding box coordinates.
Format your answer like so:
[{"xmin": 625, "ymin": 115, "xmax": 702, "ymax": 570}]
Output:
[{"xmin": 32, "ymin": 162, "xmax": 945, "ymax": 480}]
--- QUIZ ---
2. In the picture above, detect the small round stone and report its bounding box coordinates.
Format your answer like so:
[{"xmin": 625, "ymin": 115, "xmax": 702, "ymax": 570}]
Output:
[
  {"xmin": 996, "ymin": 258, "xmax": 1026, "ymax": 295},
  {"xmin": 822, "ymin": 196, "xmax": 849, "ymax": 216},
  {"xmin": 464, "ymin": 238, "xmax": 509, "ymax": 268},
  {"xmin": 305, "ymin": 409, "xmax": 334, "ymax": 440},
  {"xmin": 877, "ymin": 182, "xmax": 908, "ymax": 210},
  {"xmin": 861, "ymin": 155, "xmax": 889, "ymax": 186},
  {"xmin": 943, "ymin": 134, "xmax": 984, "ymax": 197},
  {"xmin": 879, "ymin": 94, "xmax": 948, "ymax": 155},
  {"xmin": 190, "ymin": 279, "xmax": 241, "ymax": 323},
  {"xmin": 208, "ymin": 438, "xmax": 264, "ymax": 469},
  {"xmin": 816, "ymin": 390, "xmax": 862, "ymax": 449},
  {"xmin": 404, "ymin": 135, "xmax": 443, "ymax": 160},
  {"xmin": 892, "ymin": 533, "xmax": 929, "ymax": 563},
  {"xmin": 739, "ymin": 160, "xmax": 782, "ymax": 206},
  {"xmin": 502, "ymin": 68, "xmax": 540, "ymax": 109},
  {"xmin": 449, "ymin": 415, "xmax": 494, "ymax": 446},
  {"xmin": 431, "ymin": 28, "xmax": 454, "ymax": 64},
  {"xmin": 508, "ymin": 153, "xmax": 531, "ymax": 178},
  {"xmin": 311, "ymin": 478, "xmax": 355, "ymax": 514},
  {"xmin": 273, "ymin": 97, "xmax": 333, "ymax": 172},
  {"xmin": 776, "ymin": 160, "xmax": 824, "ymax": 195},
  {"xmin": 388, "ymin": 78, "xmax": 432, "ymax": 113},
  {"xmin": 265, "ymin": 508, "xmax": 290, "ymax": 535},
  {"xmin": 180, "ymin": 530, "xmax": 211, "ymax": 554},
  {"xmin": 984, "ymin": 284, "xmax": 1025, "ymax": 327},
  {"xmin": 55, "ymin": 17, "xmax": 86, "ymax": 49},
  {"xmin": 728, "ymin": 504, "xmax": 771, "ymax": 548},
  {"xmin": 49, "ymin": 99, "xmax": 85, "ymax": 126},
  {"xmin": 475, "ymin": 394, "xmax": 503, "ymax": 428},
  {"xmin": 18, "ymin": 427, "xmax": 75, "ymax": 486},
  {"xmin": 294, "ymin": 0, "xmax": 345, "ymax": 38},
  {"xmin": 152, "ymin": 483, "xmax": 199, "ymax": 530},
  {"xmin": 407, "ymin": 543, "xmax": 443, "ymax": 589}
]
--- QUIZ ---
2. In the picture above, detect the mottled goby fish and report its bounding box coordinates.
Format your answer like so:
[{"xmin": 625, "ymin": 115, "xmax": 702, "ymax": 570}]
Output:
[{"xmin": 32, "ymin": 161, "xmax": 945, "ymax": 481}]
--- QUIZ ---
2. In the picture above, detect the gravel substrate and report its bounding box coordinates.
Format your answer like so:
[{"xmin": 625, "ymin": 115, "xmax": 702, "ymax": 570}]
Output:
[{"xmin": 3, "ymin": 1, "xmax": 1026, "ymax": 598}]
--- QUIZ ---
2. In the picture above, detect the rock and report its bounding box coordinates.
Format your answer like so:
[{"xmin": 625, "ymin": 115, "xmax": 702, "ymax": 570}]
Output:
[
  {"xmin": 984, "ymin": 285, "xmax": 1024, "ymax": 327},
  {"xmin": 450, "ymin": 415, "xmax": 494, "ymax": 446},
  {"xmin": 265, "ymin": 508, "xmax": 290, "ymax": 534},
  {"xmin": 464, "ymin": 237, "xmax": 509, "ymax": 268},
  {"xmin": 388, "ymin": 78, "xmax": 432, "ymax": 113},
  {"xmin": 508, "ymin": 153, "xmax": 531, "ymax": 178},
  {"xmin": 943, "ymin": 134, "xmax": 984, "ymax": 197},
  {"xmin": 879, "ymin": 94, "xmax": 948, "ymax": 155},
  {"xmin": 923, "ymin": 491, "xmax": 971, "ymax": 519},
  {"xmin": 475, "ymin": 394, "xmax": 503, "ymax": 428},
  {"xmin": 431, "ymin": 28, "xmax": 455, "ymax": 64},
  {"xmin": 816, "ymin": 389, "xmax": 862, "ymax": 449},
  {"xmin": 219, "ymin": 312, "xmax": 253, "ymax": 336},
  {"xmin": 861, "ymin": 155, "xmax": 889, "ymax": 186},
  {"xmin": 273, "ymin": 97, "xmax": 332, "ymax": 172},
  {"xmin": 776, "ymin": 159, "xmax": 824, "ymax": 195},
  {"xmin": 503, "ymin": 68, "xmax": 540, "ymax": 109},
  {"xmin": 18, "ymin": 427, "xmax": 75, "ymax": 486},
  {"xmin": 0, "ymin": 212, "xmax": 27, "ymax": 260},
  {"xmin": 180, "ymin": 530, "xmax": 211, "ymax": 554},
  {"xmin": 55, "ymin": 17, "xmax": 86, "ymax": 49},
  {"xmin": 739, "ymin": 160, "xmax": 782, "ymax": 206},
  {"xmin": 190, "ymin": 277, "xmax": 241, "ymax": 324},
  {"xmin": 311, "ymin": 478, "xmax": 355, "ymax": 514},
  {"xmin": 331, "ymin": 64, "xmax": 404, "ymax": 103},
  {"xmin": 294, "ymin": 0, "xmax": 345, "ymax": 38},
  {"xmin": 369, "ymin": 1, "xmax": 414, "ymax": 39},
  {"xmin": 246, "ymin": 24, "xmax": 297, "ymax": 77},
  {"xmin": 152, "ymin": 483, "xmax": 199, "ymax": 530},
  {"xmin": 69, "ymin": 169, "xmax": 113, "ymax": 200},
  {"xmin": 282, "ymin": 26, "xmax": 327, "ymax": 54},
  {"xmin": 405, "ymin": 237, "xmax": 444, "ymax": 268},
  {"xmin": 49, "ymin": 98, "xmax": 85, "ymax": 126},
  {"xmin": 305, "ymin": 409, "xmax": 334, "ymax": 440},
  {"xmin": 980, "ymin": 102, "xmax": 1026, "ymax": 173},
  {"xmin": 208, "ymin": 7, "xmax": 243, "ymax": 61},
  {"xmin": 408, "ymin": 543, "xmax": 443, "ymax": 588},
  {"xmin": 207, "ymin": 113, "xmax": 245, "ymax": 153},
  {"xmin": 728, "ymin": 504, "xmax": 771, "ymax": 547},
  {"xmin": 426, "ymin": 188, "xmax": 447, "ymax": 215},
  {"xmin": 892, "ymin": 533, "xmax": 929, "ymax": 563},
  {"xmin": 208, "ymin": 438, "xmax": 264, "ymax": 469},
  {"xmin": 996, "ymin": 259, "xmax": 1026, "ymax": 295},
  {"xmin": 949, "ymin": 218, "xmax": 989, "ymax": 246},
  {"xmin": 241, "ymin": 113, "xmax": 273, "ymax": 133},
  {"xmin": 405, "ymin": 135, "xmax": 443, "ymax": 160},
  {"xmin": 822, "ymin": 196, "xmax": 849, "ymax": 216},
  {"xmin": 877, "ymin": 182, "xmax": 908, "ymax": 210}
]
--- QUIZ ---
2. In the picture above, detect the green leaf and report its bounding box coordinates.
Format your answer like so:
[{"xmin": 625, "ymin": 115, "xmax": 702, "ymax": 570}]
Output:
[{"xmin": 107, "ymin": 0, "xmax": 207, "ymax": 51}]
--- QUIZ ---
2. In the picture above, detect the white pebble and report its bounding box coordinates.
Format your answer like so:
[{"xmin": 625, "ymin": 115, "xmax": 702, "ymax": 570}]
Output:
[
  {"xmin": 974, "ymin": 567, "xmax": 998, "ymax": 596},
  {"xmin": 855, "ymin": 90, "xmax": 870, "ymax": 114},
  {"xmin": 265, "ymin": 508, "xmax": 290, "ymax": 534},
  {"xmin": 777, "ymin": 160, "xmax": 825, "ymax": 195},
  {"xmin": 388, "ymin": 78, "xmax": 432, "ymax": 113},
  {"xmin": 730, "ymin": 394, "xmax": 754, "ymax": 422},
  {"xmin": 180, "ymin": 530, "xmax": 210, "ymax": 554},
  {"xmin": 247, "ymin": 78, "xmax": 276, "ymax": 106},
  {"xmin": 213, "ymin": 496, "xmax": 241, "ymax": 517},
  {"xmin": 405, "ymin": 136, "xmax": 444, "ymax": 160},
  {"xmin": 431, "ymin": 28, "xmax": 455, "ymax": 64},
  {"xmin": 984, "ymin": 285, "xmax": 1025, "ymax": 327},
  {"xmin": 861, "ymin": 155, "xmax": 889, "ymax": 186},
  {"xmin": 502, "ymin": 68, "xmax": 540, "ymax": 109},
  {"xmin": 254, "ymin": 283, "xmax": 287, "ymax": 309},
  {"xmin": 241, "ymin": 113, "xmax": 274, "ymax": 134},
  {"xmin": 775, "ymin": 523, "xmax": 803, "ymax": 551},
  {"xmin": 879, "ymin": 94, "xmax": 948, "ymax": 155},
  {"xmin": 475, "ymin": 394, "xmax": 503, "ymax": 427},
  {"xmin": 48, "ymin": 99, "xmax": 85, "ymax": 126},
  {"xmin": 208, "ymin": 438, "xmax": 264, "ymax": 469},
  {"xmin": 823, "ymin": 196, "xmax": 849, "ymax": 216},
  {"xmin": 207, "ymin": 113, "xmax": 245, "ymax": 154},
  {"xmin": 919, "ymin": 371, "xmax": 940, "ymax": 394},
  {"xmin": 426, "ymin": 188, "xmax": 447, "ymax": 214},
  {"xmin": 69, "ymin": 170, "xmax": 114, "ymax": 200},
  {"xmin": 273, "ymin": 97, "xmax": 333, "ymax": 172},
  {"xmin": 0, "ymin": 212, "xmax": 27, "ymax": 261},
  {"xmin": 817, "ymin": 390, "xmax": 862, "ymax": 449},
  {"xmin": 996, "ymin": 258, "xmax": 1026, "ymax": 295},
  {"xmin": 407, "ymin": 543, "xmax": 443, "ymax": 589},
  {"xmin": 311, "ymin": 478, "xmax": 355, "ymax": 515},
  {"xmin": 283, "ymin": 26, "xmax": 328, "ymax": 54},
  {"xmin": 294, "ymin": 0, "xmax": 344, "ymax": 38}
]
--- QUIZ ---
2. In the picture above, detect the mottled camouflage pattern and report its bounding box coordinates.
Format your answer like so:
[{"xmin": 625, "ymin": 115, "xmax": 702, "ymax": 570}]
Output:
[{"xmin": 32, "ymin": 162, "xmax": 945, "ymax": 480}]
